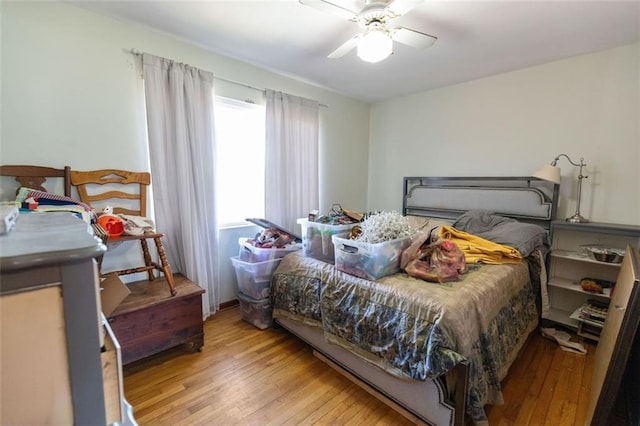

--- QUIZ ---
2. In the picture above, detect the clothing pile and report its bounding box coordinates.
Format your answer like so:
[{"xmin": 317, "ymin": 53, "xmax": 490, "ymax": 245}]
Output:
[
  {"xmin": 15, "ymin": 188, "xmax": 95, "ymax": 223},
  {"xmin": 401, "ymin": 233, "xmax": 468, "ymax": 283}
]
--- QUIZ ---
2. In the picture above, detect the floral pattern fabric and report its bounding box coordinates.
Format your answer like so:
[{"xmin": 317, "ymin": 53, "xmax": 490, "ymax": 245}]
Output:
[{"xmin": 271, "ymin": 251, "xmax": 541, "ymax": 423}]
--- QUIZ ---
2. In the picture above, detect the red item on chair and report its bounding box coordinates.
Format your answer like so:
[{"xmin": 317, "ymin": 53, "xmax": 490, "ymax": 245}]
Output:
[{"xmin": 97, "ymin": 214, "xmax": 125, "ymax": 238}]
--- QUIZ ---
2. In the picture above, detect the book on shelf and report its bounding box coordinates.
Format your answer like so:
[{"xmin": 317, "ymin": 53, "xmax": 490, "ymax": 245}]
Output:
[{"xmin": 570, "ymin": 300, "xmax": 609, "ymax": 327}]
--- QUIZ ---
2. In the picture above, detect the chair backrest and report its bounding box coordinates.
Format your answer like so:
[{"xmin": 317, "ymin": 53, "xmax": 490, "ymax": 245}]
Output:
[
  {"xmin": 0, "ymin": 165, "xmax": 72, "ymax": 196},
  {"xmin": 70, "ymin": 169, "xmax": 151, "ymax": 217}
]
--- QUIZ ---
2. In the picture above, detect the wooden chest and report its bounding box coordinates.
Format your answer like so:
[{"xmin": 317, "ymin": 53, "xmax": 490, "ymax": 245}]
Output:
[{"xmin": 107, "ymin": 275, "xmax": 205, "ymax": 365}]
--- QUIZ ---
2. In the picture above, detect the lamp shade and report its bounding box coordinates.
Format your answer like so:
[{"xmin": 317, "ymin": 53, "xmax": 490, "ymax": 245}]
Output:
[
  {"xmin": 357, "ymin": 29, "xmax": 393, "ymax": 63},
  {"xmin": 533, "ymin": 164, "xmax": 561, "ymax": 184}
]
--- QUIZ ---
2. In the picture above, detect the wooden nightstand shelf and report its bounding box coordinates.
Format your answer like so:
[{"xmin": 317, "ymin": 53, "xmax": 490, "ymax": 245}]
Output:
[{"xmin": 545, "ymin": 221, "xmax": 640, "ymax": 341}]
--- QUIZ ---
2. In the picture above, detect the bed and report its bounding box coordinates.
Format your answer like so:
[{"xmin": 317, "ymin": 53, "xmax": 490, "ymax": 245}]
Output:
[{"xmin": 270, "ymin": 176, "xmax": 559, "ymax": 425}]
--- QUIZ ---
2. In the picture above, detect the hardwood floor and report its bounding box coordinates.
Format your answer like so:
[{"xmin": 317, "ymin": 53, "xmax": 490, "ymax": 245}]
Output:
[{"xmin": 123, "ymin": 306, "xmax": 596, "ymax": 425}]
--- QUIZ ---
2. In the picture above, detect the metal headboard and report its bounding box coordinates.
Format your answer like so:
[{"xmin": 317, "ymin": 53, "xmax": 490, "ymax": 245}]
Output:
[{"xmin": 402, "ymin": 176, "xmax": 559, "ymax": 229}]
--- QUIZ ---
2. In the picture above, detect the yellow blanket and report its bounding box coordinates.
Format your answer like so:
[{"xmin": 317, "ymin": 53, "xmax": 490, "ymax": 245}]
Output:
[{"xmin": 438, "ymin": 225, "xmax": 522, "ymax": 264}]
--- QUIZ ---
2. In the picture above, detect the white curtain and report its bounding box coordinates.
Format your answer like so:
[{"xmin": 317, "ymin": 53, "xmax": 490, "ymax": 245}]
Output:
[
  {"xmin": 142, "ymin": 54, "xmax": 219, "ymax": 318},
  {"xmin": 265, "ymin": 90, "xmax": 320, "ymax": 234}
]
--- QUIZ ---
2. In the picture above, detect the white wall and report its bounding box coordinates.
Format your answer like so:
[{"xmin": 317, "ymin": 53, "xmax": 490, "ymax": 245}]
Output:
[
  {"xmin": 0, "ymin": 1, "xmax": 370, "ymax": 303},
  {"xmin": 368, "ymin": 43, "xmax": 640, "ymax": 226}
]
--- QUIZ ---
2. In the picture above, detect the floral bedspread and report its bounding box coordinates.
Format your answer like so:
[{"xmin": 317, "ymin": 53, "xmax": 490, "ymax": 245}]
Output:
[{"xmin": 271, "ymin": 251, "xmax": 541, "ymax": 422}]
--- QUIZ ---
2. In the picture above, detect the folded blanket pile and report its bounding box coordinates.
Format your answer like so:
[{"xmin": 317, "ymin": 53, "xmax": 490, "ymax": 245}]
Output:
[
  {"xmin": 16, "ymin": 187, "xmax": 95, "ymax": 223},
  {"xmin": 438, "ymin": 225, "xmax": 522, "ymax": 264}
]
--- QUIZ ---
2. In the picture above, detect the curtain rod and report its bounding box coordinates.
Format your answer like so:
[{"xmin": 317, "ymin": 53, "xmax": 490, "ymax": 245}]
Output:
[{"xmin": 130, "ymin": 48, "xmax": 328, "ymax": 108}]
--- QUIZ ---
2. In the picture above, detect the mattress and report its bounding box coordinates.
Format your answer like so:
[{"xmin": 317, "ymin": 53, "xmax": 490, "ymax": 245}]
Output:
[{"xmin": 271, "ymin": 251, "xmax": 542, "ymax": 422}]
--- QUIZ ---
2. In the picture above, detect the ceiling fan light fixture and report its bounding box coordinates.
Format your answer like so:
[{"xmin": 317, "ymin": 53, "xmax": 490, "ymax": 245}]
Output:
[{"xmin": 357, "ymin": 28, "xmax": 393, "ymax": 63}]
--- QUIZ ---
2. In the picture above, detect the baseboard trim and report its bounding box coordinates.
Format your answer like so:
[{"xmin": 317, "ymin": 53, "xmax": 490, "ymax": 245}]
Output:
[{"xmin": 219, "ymin": 299, "xmax": 239, "ymax": 310}]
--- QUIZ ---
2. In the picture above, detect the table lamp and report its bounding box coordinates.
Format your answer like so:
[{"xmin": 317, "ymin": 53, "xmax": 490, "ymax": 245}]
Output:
[{"xmin": 533, "ymin": 154, "xmax": 588, "ymax": 223}]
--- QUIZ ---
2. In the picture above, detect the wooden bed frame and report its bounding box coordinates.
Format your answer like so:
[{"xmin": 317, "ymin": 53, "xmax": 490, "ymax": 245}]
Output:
[{"xmin": 275, "ymin": 176, "xmax": 560, "ymax": 426}]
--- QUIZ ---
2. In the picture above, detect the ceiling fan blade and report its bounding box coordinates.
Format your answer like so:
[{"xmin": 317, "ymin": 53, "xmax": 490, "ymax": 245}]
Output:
[
  {"xmin": 299, "ymin": 0, "xmax": 358, "ymax": 21},
  {"xmin": 327, "ymin": 35, "xmax": 360, "ymax": 59},
  {"xmin": 385, "ymin": 0, "xmax": 425, "ymax": 18},
  {"xmin": 392, "ymin": 27, "xmax": 437, "ymax": 49}
]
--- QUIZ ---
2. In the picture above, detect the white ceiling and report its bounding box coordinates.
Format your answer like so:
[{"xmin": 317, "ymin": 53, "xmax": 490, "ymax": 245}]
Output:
[{"xmin": 69, "ymin": 0, "xmax": 640, "ymax": 103}]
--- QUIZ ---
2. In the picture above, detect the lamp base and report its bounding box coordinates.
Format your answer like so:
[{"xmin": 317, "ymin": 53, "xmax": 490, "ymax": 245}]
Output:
[{"xmin": 566, "ymin": 213, "xmax": 589, "ymax": 223}]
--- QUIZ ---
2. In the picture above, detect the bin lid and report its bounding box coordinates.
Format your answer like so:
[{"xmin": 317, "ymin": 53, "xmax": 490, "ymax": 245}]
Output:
[{"xmin": 244, "ymin": 218, "xmax": 302, "ymax": 243}]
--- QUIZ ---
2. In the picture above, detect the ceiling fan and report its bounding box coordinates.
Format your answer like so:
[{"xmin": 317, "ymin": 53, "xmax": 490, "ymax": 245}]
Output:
[{"xmin": 299, "ymin": 0, "xmax": 437, "ymax": 63}]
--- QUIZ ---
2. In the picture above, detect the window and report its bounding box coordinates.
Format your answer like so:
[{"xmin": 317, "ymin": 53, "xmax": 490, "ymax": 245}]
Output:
[{"xmin": 214, "ymin": 97, "xmax": 266, "ymax": 227}]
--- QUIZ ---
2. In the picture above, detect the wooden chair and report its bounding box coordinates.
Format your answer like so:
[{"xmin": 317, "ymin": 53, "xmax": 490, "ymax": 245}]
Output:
[
  {"xmin": 70, "ymin": 169, "xmax": 176, "ymax": 296},
  {"xmin": 0, "ymin": 165, "xmax": 71, "ymax": 196}
]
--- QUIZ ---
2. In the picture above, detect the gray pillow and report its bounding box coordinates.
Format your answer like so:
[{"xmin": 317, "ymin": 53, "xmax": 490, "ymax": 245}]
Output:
[{"xmin": 453, "ymin": 210, "xmax": 550, "ymax": 257}]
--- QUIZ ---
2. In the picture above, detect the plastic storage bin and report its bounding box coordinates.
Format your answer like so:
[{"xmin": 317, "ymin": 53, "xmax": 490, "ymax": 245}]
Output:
[
  {"xmin": 297, "ymin": 218, "xmax": 359, "ymax": 264},
  {"xmin": 332, "ymin": 235, "xmax": 413, "ymax": 280},
  {"xmin": 238, "ymin": 237, "xmax": 301, "ymax": 263},
  {"xmin": 238, "ymin": 292, "xmax": 272, "ymax": 330},
  {"xmin": 230, "ymin": 256, "xmax": 281, "ymax": 299}
]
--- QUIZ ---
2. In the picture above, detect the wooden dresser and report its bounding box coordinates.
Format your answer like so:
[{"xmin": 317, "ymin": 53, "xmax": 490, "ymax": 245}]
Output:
[{"xmin": 0, "ymin": 212, "xmax": 134, "ymax": 425}]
